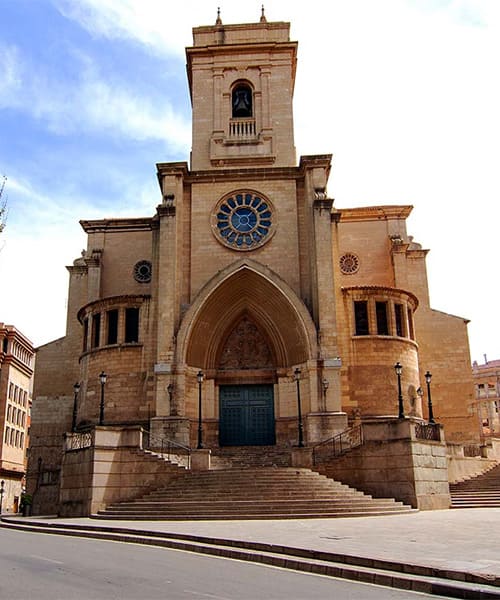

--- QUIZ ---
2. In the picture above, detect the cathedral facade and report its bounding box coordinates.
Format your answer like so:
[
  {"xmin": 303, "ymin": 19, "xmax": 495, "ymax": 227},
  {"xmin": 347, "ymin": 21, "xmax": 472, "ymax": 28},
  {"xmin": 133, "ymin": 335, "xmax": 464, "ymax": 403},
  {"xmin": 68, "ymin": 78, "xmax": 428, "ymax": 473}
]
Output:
[{"xmin": 30, "ymin": 13, "xmax": 479, "ymax": 514}]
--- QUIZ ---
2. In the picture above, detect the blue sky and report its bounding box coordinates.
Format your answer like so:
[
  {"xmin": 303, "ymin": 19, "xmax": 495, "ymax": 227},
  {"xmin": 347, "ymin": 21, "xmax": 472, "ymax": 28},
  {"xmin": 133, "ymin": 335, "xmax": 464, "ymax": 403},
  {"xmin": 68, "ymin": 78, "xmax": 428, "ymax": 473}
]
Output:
[{"xmin": 1, "ymin": 0, "xmax": 499, "ymax": 366}]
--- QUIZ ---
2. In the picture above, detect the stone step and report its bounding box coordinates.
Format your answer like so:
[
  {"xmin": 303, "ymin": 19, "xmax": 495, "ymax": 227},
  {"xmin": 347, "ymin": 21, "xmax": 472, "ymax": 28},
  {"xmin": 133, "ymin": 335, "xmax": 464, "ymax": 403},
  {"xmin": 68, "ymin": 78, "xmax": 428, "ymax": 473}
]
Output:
[
  {"xmin": 95, "ymin": 509, "xmax": 415, "ymax": 520},
  {"xmin": 449, "ymin": 463, "xmax": 500, "ymax": 509},
  {"xmin": 98, "ymin": 465, "xmax": 413, "ymax": 520},
  {"xmin": 109, "ymin": 496, "xmax": 402, "ymax": 508}
]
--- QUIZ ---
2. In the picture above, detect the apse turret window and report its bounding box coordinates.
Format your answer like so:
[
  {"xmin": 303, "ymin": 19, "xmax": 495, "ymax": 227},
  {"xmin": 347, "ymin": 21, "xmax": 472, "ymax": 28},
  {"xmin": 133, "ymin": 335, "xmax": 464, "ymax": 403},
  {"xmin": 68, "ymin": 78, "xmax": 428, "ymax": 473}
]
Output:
[
  {"xmin": 91, "ymin": 313, "xmax": 101, "ymax": 348},
  {"xmin": 232, "ymin": 83, "xmax": 253, "ymax": 118},
  {"xmin": 376, "ymin": 301, "xmax": 389, "ymax": 335},
  {"xmin": 107, "ymin": 309, "xmax": 118, "ymax": 345},
  {"xmin": 354, "ymin": 301, "xmax": 369, "ymax": 335},
  {"xmin": 125, "ymin": 307, "xmax": 139, "ymax": 343},
  {"xmin": 394, "ymin": 303, "xmax": 405, "ymax": 337}
]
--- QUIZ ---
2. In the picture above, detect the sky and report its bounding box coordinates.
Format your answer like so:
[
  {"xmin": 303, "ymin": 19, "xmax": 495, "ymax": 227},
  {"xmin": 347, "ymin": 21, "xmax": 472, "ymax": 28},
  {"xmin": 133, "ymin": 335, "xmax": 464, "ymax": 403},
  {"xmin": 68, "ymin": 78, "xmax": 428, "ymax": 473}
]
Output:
[{"xmin": 0, "ymin": 0, "xmax": 499, "ymax": 365}]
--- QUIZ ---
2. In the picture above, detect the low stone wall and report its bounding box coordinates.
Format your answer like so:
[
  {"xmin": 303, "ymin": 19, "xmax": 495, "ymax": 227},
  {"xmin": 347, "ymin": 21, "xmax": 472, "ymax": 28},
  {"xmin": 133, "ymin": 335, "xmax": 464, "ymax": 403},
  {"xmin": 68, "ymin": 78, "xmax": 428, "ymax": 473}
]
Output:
[
  {"xmin": 447, "ymin": 455, "xmax": 497, "ymax": 484},
  {"xmin": 315, "ymin": 417, "xmax": 450, "ymax": 510},
  {"xmin": 59, "ymin": 425, "xmax": 187, "ymax": 516}
]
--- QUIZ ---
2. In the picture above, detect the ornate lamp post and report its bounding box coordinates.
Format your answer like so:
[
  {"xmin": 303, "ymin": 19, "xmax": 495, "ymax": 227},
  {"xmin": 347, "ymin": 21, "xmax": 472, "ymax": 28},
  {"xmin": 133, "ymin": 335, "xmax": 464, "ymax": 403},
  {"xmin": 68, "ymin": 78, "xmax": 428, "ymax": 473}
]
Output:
[
  {"xmin": 425, "ymin": 371, "xmax": 435, "ymax": 423},
  {"xmin": 394, "ymin": 362, "xmax": 404, "ymax": 418},
  {"xmin": 197, "ymin": 370, "xmax": 204, "ymax": 449},
  {"xmin": 322, "ymin": 378, "xmax": 329, "ymax": 411},
  {"xmin": 71, "ymin": 382, "xmax": 80, "ymax": 432},
  {"xmin": 294, "ymin": 367, "xmax": 304, "ymax": 447},
  {"xmin": 99, "ymin": 371, "xmax": 107, "ymax": 425}
]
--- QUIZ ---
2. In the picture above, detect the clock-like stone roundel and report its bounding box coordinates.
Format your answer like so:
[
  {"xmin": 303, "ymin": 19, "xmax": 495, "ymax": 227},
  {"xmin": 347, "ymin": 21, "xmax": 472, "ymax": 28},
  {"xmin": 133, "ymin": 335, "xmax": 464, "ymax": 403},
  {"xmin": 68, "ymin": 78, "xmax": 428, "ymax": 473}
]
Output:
[{"xmin": 212, "ymin": 190, "xmax": 276, "ymax": 251}]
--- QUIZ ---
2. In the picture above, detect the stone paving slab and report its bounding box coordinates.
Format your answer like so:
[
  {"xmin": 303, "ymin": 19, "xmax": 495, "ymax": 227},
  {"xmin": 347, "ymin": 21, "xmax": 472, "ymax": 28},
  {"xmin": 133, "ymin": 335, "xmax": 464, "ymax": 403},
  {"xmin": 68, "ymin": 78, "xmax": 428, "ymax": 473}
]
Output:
[{"xmin": 11, "ymin": 508, "xmax": 500, "ymax": 581}]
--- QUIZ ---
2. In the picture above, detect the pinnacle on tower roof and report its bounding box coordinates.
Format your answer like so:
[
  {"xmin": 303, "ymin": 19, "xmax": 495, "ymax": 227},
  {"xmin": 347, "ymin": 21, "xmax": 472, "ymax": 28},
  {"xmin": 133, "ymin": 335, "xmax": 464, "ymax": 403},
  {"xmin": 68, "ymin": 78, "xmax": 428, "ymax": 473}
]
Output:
[
  {"xmin": 260, "ymin": 5, "xmax": 267, "ymax": 23},
  {"xmin": 216, "ymin": 7, "xmax": 222, "ymax": 25}
]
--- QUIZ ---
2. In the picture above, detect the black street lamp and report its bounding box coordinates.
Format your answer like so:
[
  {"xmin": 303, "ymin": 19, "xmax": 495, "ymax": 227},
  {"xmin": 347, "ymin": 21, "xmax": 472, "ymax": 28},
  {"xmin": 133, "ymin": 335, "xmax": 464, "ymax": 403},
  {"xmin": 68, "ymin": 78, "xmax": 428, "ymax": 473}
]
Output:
[
  {"xmin": 197, "ymin": 370, "xmax": 204, "ymax": 449},
  {"xmin": 99, "ymin": 371, "xmax": 107, "ymax": 425},
  {"xmin": 0, "ymin": 480, "xmax": 5, "ymax": 514},
  {"xmin": 425, "ymin": 371, "xmax": 435, "ymax": 423},
  {"xmin": 72, "ymin": 382, "xmax": 81, "ymax": 432},
  {"xmin": 294, "ymin": 367, "xmax": 304, "ymax": 447},
  {"xmin": 322, "ymin": 378, "xmax": 329, "ymax": 410},
  {"xmin": 394, "ymin": 362, "xmax": 404, "ymax": 419}
]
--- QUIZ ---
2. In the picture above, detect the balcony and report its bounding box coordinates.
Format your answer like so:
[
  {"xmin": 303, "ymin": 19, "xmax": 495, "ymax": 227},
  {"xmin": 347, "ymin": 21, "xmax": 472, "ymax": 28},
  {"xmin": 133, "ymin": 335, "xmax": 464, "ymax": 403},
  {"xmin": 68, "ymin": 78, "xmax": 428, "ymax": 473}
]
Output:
[{"xmin": 229, "ymin": 117, "xmax": 256, "ymax": 140}]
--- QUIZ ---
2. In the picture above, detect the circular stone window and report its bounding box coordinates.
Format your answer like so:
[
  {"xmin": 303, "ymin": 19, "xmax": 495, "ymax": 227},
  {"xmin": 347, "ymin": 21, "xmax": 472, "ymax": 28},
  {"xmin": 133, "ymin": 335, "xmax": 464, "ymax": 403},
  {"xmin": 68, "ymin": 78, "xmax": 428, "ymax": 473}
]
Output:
[
  {"xmin": 133, "ymin": 260, "xmax": 152, "ymax": 283},
  {"xmin": 339, "ymin": 253, "xmax": 359, "ymax": 275},
  {"xmin": 212, "ymin": 191, "xmax": 276, "ymax": 251}
]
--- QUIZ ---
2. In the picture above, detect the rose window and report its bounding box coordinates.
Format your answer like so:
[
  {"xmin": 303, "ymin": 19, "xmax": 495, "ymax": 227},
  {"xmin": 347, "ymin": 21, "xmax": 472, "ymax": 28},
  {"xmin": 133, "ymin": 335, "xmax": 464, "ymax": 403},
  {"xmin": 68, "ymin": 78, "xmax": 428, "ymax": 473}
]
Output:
[
  {"xmin": 212, "ymin": 191, "xmax": 275, "ymax": 251},
  {"xmin": 339, "ymin": 253, "xmax": 360, "ymax": 275}
]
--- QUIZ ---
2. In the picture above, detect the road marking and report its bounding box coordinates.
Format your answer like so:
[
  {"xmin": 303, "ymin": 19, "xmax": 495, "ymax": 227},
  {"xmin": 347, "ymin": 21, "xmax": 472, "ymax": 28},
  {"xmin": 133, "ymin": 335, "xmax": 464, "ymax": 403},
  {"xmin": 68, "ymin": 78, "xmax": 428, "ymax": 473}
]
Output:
[
  {"xmin": 183, "ymin": 590, "xmax": 232, "ymax": 600},
  {"xmin": 28, "ymin": 555, "xmax": 64, "ymax": 565}
]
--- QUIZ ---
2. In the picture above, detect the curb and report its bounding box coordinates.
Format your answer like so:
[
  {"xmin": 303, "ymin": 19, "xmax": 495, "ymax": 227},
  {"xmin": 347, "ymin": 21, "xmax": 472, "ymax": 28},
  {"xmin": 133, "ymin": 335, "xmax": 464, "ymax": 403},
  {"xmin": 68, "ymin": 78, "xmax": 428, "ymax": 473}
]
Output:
[{"xmin": 2, "ymin": 516, "xmax": 499, "ymax": 599}]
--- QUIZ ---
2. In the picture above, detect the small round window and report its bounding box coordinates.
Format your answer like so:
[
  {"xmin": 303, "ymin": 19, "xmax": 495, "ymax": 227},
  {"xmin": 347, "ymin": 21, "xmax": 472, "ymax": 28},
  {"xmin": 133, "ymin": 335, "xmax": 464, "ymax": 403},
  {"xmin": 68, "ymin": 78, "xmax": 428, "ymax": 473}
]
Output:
[
  {"xmin": 339, "ymin": 253, "xmax": 359, "ymax": 275},
  {"xmin": 212, "ymin": 191, "xmax": 276, "ymax": 251},
  {"xmin": 134, "ymin": 260, "xmax": 152, "ymax": 283}
]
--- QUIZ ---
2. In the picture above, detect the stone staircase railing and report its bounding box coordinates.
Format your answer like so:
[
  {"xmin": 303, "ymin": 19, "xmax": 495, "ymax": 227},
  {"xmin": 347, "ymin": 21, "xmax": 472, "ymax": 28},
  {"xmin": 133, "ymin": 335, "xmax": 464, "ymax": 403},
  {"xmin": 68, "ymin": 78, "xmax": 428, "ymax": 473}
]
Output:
[
  {"xmin": 312, "ymin": 425, "xmax": 364, "ymax": 465},
  {"xmin": 141, "ymin": 430, "xmax": 192, "ymax": 469}
]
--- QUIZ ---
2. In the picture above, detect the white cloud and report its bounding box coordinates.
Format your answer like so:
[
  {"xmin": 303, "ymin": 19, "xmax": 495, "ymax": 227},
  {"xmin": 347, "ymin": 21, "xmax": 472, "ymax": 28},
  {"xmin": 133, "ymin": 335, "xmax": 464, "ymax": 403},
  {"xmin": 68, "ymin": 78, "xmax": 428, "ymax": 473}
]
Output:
[
  {"xmin": 0, "ymin": 44, "xmax": 23, "ymax": 107},
  {"xmin": 53, "ymin": 0, "xmax": 215, "ymax": 55},
  {"xmin": 3, "ymin": 0, "xmax": 500, "ymax": 361},
  {"xmin": 0, "ymin": 43, "xmax": 190, "ymax": 151}
]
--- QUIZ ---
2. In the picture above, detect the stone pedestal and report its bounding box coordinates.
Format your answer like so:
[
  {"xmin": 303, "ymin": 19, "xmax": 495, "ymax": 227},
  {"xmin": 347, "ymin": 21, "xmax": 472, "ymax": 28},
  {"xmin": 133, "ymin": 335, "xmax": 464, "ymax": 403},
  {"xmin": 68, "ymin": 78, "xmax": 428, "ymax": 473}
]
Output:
[
  {"xmin": 150, "ymin": 416, "xmax": 190, "ymax": 446},
  {"xmin": 191, "ymin": 448, "xmax": 211, "ymax": 471},
  {"xmin": 291, "ymin": 447, "xmax": 313, "ymax": 468},
  {"xmin": 305, "ymin": 411, "xmax": 348, "ymax": 444}
]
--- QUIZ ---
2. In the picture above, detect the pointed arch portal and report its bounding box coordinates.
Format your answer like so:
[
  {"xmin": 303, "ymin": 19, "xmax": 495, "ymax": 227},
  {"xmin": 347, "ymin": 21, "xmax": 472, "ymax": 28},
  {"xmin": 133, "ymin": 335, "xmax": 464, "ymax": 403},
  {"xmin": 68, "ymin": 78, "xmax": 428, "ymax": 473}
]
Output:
[
  {"xmin": 177, "ymin": 262, "xmax": 317, "ymax": 446},
  {"xmin": 179, "ymin": 261, "xmax": 317, "ymax": 371}
]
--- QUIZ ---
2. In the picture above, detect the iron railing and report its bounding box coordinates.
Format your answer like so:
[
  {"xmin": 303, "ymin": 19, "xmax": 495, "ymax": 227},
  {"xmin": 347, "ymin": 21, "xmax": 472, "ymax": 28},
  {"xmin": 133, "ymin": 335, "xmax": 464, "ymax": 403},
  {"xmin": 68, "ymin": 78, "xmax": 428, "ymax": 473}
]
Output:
[
  {"xmin": 415, "ymin": 422, "xmax": 441, "ymax": 442},
  {"xmin": 463, "ymin": 444, "xmax": 481, "ymax": 457},
  {"xmin": 142, "ymin": 430, "xmax": 191, "ymax": 469},
  {"xmin": 312, "ymin": 425, "xmax": 363, "ymax": 465},
  {"xmin": 65, "ymin": 430, "xmax": 93, "ymax": 451}
]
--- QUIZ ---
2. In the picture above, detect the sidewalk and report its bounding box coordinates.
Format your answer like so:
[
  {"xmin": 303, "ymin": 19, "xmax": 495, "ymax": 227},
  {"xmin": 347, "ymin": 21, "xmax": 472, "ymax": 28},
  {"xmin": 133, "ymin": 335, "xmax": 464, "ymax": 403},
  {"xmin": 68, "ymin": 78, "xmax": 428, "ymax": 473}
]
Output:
[{"xmin": 3, "ymin": 508, "xmax": 500, "ymax": 596}]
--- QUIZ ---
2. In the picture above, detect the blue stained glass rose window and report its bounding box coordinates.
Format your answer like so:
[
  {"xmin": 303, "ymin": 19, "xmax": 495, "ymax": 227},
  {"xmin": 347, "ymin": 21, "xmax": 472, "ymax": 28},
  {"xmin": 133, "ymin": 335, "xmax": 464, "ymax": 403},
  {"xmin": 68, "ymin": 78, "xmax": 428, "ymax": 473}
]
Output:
[{"xmin": 212, "ymin": 191, "xmax": 275, "ymax": 251}]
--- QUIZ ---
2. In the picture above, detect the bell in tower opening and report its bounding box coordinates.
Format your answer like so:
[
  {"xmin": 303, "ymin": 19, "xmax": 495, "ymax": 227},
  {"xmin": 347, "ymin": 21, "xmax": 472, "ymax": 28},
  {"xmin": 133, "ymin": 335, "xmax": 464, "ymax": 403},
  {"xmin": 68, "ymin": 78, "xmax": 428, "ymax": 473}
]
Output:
[{"xmin": 232, "ymin": 84, "xmax": 253, "ymax": 118}]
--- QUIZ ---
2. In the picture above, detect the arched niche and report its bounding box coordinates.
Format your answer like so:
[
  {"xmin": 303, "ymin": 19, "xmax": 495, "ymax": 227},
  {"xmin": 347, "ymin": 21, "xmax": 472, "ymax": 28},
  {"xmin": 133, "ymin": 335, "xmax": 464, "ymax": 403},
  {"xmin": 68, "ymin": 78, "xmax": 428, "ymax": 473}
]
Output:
[{"xmin": 177, "ymin": 261, "xmax": 317, "ymax": 371}]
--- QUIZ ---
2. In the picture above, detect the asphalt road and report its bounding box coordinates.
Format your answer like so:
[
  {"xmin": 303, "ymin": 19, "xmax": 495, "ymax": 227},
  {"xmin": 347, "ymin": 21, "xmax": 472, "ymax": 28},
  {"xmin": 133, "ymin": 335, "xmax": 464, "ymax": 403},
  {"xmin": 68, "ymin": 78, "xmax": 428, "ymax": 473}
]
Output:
[{"xmin": 0, "ymin": 528, "xmax": 449, "ymax": 600}]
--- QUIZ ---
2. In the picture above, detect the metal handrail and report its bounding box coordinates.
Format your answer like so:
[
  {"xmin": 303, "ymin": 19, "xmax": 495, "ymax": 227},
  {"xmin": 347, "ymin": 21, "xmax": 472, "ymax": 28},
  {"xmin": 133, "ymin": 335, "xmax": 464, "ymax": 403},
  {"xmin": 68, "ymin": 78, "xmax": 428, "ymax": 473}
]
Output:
[
  {"xmin": 65, "ymin": 430, "xmax": 94, "ymax": 451},
  {"xmin": 415, "ymin": 422, "xmax": 441, "ymax": 442},
  {"xmin": 141, "ymin": 429, "xmax": 191, "ymax": 469},
  {"xmin": 312, "ymin": 425, "xmax": 363, "ymax": 465}
]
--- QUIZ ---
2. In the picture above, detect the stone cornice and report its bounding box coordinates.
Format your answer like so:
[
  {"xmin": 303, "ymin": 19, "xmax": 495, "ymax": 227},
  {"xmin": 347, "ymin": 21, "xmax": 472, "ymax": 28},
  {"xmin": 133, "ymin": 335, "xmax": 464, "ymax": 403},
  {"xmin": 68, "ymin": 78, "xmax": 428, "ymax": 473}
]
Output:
[
  {"xmin": 80, "ymin": 218, "xmax": 154, "ymax": 233},
  {"xmin": 156, "ymin": 156, "xmax": 336, "ymax": 186},
  {"xmin": 338, "ymin": 205, "xmax": 413, "ymax": 222},
  {"xmin": 342, "ymin": 285, "xmax": 419, "ymax": 309},
  {"xmin": 77, "ymin": 294, "xmax": 151, "ymax": 323}
]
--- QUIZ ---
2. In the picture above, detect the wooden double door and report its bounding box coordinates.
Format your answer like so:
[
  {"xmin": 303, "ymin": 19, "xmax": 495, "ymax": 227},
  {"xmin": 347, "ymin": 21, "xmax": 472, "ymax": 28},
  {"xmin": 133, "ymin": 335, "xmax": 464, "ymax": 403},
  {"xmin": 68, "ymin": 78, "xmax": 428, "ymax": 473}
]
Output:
[{"xmin": 219, "ymin": 384, "xmax": 275, "ymax": 446}]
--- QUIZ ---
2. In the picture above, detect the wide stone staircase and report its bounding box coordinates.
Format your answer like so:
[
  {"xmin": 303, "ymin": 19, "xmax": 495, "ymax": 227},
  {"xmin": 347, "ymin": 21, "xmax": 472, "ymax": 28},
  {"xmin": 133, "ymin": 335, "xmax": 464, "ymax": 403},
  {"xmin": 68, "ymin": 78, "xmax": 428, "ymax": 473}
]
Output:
[
  {"xmin": 96, "ymin": 467, "xmax": 415, "ymax": 520},
  {"xmin": 450, "ymin": 463, "xmax": 500, "ymax": 508},
  {"xmin": 210, "ymin": 445, "xmax": 291, "ymax": 469}
]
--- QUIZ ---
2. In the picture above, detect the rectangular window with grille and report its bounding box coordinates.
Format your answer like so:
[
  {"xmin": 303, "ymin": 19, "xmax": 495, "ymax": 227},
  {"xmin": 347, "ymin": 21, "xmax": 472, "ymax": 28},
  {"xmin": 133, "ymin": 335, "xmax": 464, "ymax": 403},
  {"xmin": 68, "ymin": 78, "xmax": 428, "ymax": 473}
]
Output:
[
  {"xmin": 376, "ymin": 301, "xmax": 389, "ymax": 335},
  {"xmin": 107, "ymin": 309, "xmax": 119, "ymax": 345},
  {"xmin": 92, "ymin": 313, "xmax": 101, "ymax": 348},
  {"xmin": 83, "ymin": 318, "xmax": 88, "ymax": 351},
  {"xmin": 354, "ymin": 301, "xmax": 369, "ymax": 335},
  {"xmin": 125, "ymin": 307, "xmax": 139, "ymax": 343},
  {"xmin": 395, "ymin": 303, "xmax": 404, "ymax": 337},
  {"xmin": 407, "ymin": 307, "xmax": 415, "ymax": 340}
]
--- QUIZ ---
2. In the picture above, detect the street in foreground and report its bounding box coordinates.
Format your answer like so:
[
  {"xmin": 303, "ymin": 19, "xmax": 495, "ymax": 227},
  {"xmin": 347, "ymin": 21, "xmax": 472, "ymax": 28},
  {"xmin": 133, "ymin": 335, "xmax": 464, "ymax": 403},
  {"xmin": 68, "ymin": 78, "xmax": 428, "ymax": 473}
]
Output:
[{"xmin": 0, "ymin": 527, "xmax": 452, "ymax": 600}]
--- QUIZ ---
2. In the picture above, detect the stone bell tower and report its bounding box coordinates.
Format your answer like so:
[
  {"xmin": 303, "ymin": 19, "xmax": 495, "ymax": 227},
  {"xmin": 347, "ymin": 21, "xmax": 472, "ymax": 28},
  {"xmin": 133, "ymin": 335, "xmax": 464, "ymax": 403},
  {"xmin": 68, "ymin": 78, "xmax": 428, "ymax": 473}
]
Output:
[
  {"xmin": 152, "ymin": 8, "xmax": 346, "ymax": 449},
  {"xmin": 187, "ymin": 8, "xmax": 298, "ymax": 170}
]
